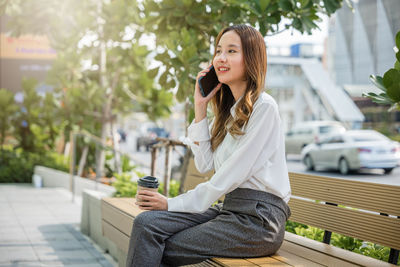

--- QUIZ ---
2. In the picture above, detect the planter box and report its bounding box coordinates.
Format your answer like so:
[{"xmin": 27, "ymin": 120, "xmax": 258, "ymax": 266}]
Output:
[
  {"xmin": 81, "ymin": 190, "xmax": 119, "ymax": 262},
  {"xmin": 33, "ymin": 165, "xmax": 116, "ymax": 197}
]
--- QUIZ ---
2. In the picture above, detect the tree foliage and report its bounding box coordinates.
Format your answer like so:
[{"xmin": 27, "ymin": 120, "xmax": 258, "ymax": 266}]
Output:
[
  {"xmin": 364, "ymin": 30, "xmax": 400, "ymax": 111},
  {"xmin": 0, "ymin": 89, "xmax": 18, "ymax": 149},
  {"xmin": 142, "ymin": 0, "xmax": 345, "ymax": 102},
  {"xmin": 1, "ymin": 0, "xmax": 174, "ymax": 128}
]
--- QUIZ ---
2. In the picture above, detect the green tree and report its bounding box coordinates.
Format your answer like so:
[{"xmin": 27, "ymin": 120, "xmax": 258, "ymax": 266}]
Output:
[
  {"xmin": 13, "ymin": 78, "xmax": 42, "ymax": 152},
  {"xmin": 0, "ymin": 89, "xmax": 18, "ymax": 150},
  {"xmin": 1, "ymin": 0, "xmax": 173, "ymax": 176},
  {"xmin": 364, "ymin": 31, "xmax": 400, "ymax": 111}
]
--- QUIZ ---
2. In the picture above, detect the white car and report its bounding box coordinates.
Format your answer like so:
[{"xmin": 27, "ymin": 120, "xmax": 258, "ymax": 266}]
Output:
[
  {"xmin": 301, "ymin": 130, "xmax": 400, "ymax": 175},
  {"xmin": 285, "ymin": 121, "xmax": 346, "ymax": 155}
]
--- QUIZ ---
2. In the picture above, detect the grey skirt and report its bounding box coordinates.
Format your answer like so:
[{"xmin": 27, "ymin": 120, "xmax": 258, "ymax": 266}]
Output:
[{"xmin": 126, "ymin": 188, "xmax": 291, "ymax": 267}]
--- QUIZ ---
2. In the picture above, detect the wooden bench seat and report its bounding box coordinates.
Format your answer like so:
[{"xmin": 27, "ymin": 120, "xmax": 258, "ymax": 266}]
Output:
[{"xmin": 101, "ymin": 172, "xmax": 400, "ymax": 267}]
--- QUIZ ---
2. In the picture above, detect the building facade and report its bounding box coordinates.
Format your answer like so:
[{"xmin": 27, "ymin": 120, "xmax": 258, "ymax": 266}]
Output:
[
  {"xmin": 328, "ymin": 0, "xmax": 400, "ymax": 85},
  {"xmin": 0, "ymin": 15, "xmax": 55, "ymax": 93}
]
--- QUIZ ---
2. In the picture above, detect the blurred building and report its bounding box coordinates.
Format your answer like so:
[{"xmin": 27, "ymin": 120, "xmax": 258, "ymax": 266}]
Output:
[
  {"xmin": 327, "ymin": 0, "xmax": 400, "ymax": 133},
  {"xmin": 328, "ymin": 0, "xmax": 400, "ymax": 85},
  {"xmin": 267, "ymin": 56, "xmax": 364, "ymax": 133},
  {"xmin": 0, "ymin": 15, "xmax": 55, "ymax": 93}
]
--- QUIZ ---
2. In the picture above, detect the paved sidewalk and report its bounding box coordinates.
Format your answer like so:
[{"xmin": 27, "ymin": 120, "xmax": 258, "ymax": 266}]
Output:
[{"xmin": 0, "ymin": 184, "xmax": 116, "ymax": 267}]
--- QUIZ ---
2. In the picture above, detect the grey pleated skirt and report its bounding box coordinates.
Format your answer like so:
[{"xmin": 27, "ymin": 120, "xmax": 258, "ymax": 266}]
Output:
[{"xmin": 126, "ymin": 188, "xmax": 291, "ymax": 267}]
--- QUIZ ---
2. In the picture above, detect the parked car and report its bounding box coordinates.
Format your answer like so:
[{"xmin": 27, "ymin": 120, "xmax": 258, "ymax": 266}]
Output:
[
  {"xmin": 136, "ymin": 127, "xmax": 169, "ymax": 151},
  {"xmin": 285, "ymin": 121, "xmax": 346, "ymax": 155},
  {"xmin": 301, "ymin": 130, "xmax": 400, "ymax": 175},
  {"xmin": 117, "ymin": 128, "xmax": 127, "ymax": 143}
]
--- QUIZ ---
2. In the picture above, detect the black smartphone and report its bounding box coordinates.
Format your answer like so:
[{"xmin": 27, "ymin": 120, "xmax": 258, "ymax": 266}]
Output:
[{"xmin": 198, "ymin": 65, "xmax": 219, "ymax": 97}]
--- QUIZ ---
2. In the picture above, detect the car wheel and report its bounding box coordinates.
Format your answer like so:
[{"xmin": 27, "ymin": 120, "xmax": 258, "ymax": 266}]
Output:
[
  {"xmin": 383, "ymin": 168, "xmax": 394, "ymax": 174},
  {"xmin": 339, "ymin": 158, "xmax": 350, "ymax": 175},
  {"xmin": 304, "ymin": 155, "xmax": 314, "ymax": 171}
]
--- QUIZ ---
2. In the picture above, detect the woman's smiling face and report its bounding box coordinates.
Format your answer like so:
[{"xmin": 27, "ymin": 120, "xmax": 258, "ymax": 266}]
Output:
[{"xmin": 213, "ymin": 30, "xmax": 246, "ymax": 87}]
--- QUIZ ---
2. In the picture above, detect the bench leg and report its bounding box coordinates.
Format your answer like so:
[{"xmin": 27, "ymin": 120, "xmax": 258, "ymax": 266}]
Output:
[
  {"xmin": 389, "ymin": 248, "xmax": 399, "ymax": 265},
  {"xmin": 322, "ymin": 230, "xmax": 332, "ymax": 244}
]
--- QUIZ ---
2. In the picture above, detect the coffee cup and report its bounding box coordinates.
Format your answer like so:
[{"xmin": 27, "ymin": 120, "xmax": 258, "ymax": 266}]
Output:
[{"xmin": 136, "ymin": 176, "xmax": 159, "ymax": 203}]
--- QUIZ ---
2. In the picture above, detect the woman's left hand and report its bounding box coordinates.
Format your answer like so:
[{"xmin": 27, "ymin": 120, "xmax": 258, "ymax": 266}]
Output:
[{"xmin": 135, "ymin": 190, "xmax": 168, "ymax": 211}]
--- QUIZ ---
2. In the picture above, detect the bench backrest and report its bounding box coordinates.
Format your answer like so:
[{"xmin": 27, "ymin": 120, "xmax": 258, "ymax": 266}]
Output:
[
  {"xmin": 180, "ymin": 156, "xmax": 400, "ymax": 251},
  {"xmin": 288, "ymin": 172, "xmax": 400, "ymax": 250}
]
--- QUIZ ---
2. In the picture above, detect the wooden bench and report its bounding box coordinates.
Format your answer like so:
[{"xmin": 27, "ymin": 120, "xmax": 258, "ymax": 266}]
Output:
[{"xmin": 102, "ymin": 170, "xmax": 400, "ymax": 266}]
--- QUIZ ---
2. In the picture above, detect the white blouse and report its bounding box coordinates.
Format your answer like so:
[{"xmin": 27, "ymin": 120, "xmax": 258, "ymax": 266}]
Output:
[{"xmin": 167, "ymin": 92, "xmax": 291, "ymax": 213}]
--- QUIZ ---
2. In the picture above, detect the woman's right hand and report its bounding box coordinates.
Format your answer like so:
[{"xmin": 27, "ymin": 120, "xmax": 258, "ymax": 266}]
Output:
[{"xmin": 194, "ymin": 65, "xmax": 222, "ymax": 123}]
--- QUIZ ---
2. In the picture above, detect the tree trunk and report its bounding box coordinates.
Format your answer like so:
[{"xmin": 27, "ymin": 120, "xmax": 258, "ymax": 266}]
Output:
[
  {"xmin": 95, "ymin": 0, "xmax": 108, "ymax": 179},
  {"xmin": 110, "ymin": 118, "xmax": 122, "ymax": 173},
  {"xmin": 77, "ymin": 145, "xmax": 89, "ymax": 177}
]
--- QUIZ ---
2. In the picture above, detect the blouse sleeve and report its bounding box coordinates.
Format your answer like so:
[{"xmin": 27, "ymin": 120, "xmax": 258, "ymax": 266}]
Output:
[
  {"xmin": 168, "ymin": 102, "xmax": 281, "ymax": 213},
  {"xmin": 183, "ymin": 117, "xmax": 214, "ymax": 173}
]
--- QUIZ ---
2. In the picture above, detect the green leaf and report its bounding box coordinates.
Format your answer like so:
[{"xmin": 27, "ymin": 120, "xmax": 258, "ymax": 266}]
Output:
[
  {"xmin": 383, "ymin": 68, "xmax": 400, "ymax": 88},
  {"xmin": 383, "ymin": 69, "xmax": 400, "ymax": 101},
  {"xmin": 147, "ymin": 67, "xmax": 159, "ymax": 79},
  {"xmin": 167, "ymin": 79, "xmax": 176, "ymax": 89},
  {"xmin": 299, "ymin": 0, "xmax": 310, "ymax": 8},
  {"xmin": 395, "ymin": 60, "xmax": 400, "ymax": 71},
  {"xmin": 396, "ymin": 51, "xmax": 400, "ymax": 63},
  {"xmin": 396, "ymin": 30, "xmax": 400, "ymax": 49},
  {"xmin": 323, "ymin": 0, "xmax": 342, "ymax": 15},
  {"xmin": 259, "ymin": 0, "xmax": 271, "ymax": 11},
  {"xmin": 159, "ymin": 70, "xmax": 168, "ymax": 86},
  {"xmin": 301, "ymin": 16, "xmax": 318, "ymax": 34},
  {"xmin": 279, "ymin": 0, "xmax": 293, "ymax": 12},
  {"xmin": 369, "ymin": 75, "xmax": 387, "ymax": 92},
  {"xmin": 363, "ymin": 92, "xmax": 377, "ymax": 97},
  {"xmin": 387, "ymin": 84, "xmax": 400, "ymax": 102}
]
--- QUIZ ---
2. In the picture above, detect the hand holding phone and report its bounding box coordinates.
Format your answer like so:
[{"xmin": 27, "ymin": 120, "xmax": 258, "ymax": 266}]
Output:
[{"xmin": 198, "ymin": 65, "xmax": 220, "ymax": 97}]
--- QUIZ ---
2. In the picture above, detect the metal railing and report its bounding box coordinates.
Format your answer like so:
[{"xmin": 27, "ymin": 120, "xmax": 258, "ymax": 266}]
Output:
[
  {"xmin": 68, "ymin": 130, "xmax": 187, "ymax": 201},
  {"xmin": 149, "ymin": 137, "xmax": 186, "ymax": 197}
]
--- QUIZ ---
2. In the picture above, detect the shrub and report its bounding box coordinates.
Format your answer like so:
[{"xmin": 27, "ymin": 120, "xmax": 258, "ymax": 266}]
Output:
[
  {"xmin": 113, "ymin": 172, "xmax": 138, "ymax": 198},
  {"xmin": 112, "ymin": 171, "xmax": 181, "ymax": 198},
  {"xmin": 285, "ymin": 220, "xmax": 397, "ymax": 264},
  {"xmin": 0, "ymin": 148, "xmax": 68, "ymax": 183}
]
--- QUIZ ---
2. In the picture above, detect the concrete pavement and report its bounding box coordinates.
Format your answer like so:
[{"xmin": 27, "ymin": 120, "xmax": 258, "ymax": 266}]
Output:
[{"xmin": 0, "ymin": 184, "xmax": 116, "ymax": 267}]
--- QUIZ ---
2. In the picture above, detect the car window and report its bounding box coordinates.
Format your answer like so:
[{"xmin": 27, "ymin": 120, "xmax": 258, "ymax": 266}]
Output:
[
  {"xmin": 319, "ymin": 136, "xmax": 333, "ymax": 144},
  {"xmin": 296, "ymin": 128, "xmax": 312, "ymax": 135},
  {"xmin": 328, "ymin": 136, "xmax": 344, "ymax": 143},
  {"xmin": 350, "ymin": 132, "xmax": 388, "ymax": 142},
  {"xmin": 319, "ymin": 125, "xmax": 343, "ymax": 134}
]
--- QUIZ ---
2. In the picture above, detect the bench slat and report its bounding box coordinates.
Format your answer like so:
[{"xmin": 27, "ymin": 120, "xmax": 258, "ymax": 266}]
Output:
[
  {"xmin": 186, "ymin": 259, "xmax": 225, "ymax": 266},
  {"xmin": 271, "ymin": 250, "xmax": 325, "ymax": 267},
  {"xmin": 290, "ymin": 185, "xmax": 399, "ymax": 216},
  {"xmin": 281, "ymin": 238, "xmax": 361, "ymax": 266},
  {"xmin": 289, "ymin": 198, "xmax": 400, "ymax": 250},
  {"xmin": 102, "ymin": 198, "xmax": 137, "ymax": 236},
  {"xmin": 245, "ymin": 256, "xmax": 295, "ymax": 266},
  {"xmin": 284, "ymin": 232, "xmax": 397, "ymax": 267},
  {"xmin": 211, "ymin": 258, "xmax": 259, "ymax": 266},
  {"xmin": 289, "ymin": 172, "xmax": 400, "ymax": 216},
  {"xmin": 103, "ymin": 197, "xmax": 142, "ymax": 218},
  {"xmin": 103, "ymin": 219, "xmax": 130, "ymax": 254}
]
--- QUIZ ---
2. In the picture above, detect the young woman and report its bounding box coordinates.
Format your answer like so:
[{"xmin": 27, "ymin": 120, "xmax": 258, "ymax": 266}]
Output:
[{"xmin": 126, "ymin": 24, "xmax": 291, "ymax": 267}]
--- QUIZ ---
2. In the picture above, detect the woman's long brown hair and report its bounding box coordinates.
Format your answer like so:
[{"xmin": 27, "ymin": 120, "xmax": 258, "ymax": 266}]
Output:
[{"xmin": 210, "ymin": 24, "xmax": 267, "ymax": 151}]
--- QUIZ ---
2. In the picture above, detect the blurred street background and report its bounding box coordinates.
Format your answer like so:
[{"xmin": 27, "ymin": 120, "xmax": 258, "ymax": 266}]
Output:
[{"xmin": 1, "ymin": 0, "xmax": 400, "ymax": 266}]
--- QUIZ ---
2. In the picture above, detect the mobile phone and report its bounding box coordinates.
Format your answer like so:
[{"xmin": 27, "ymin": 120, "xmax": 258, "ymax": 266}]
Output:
[{"xmin": 198, "ymin": 65, "xmax": 219, "ymax": 97}]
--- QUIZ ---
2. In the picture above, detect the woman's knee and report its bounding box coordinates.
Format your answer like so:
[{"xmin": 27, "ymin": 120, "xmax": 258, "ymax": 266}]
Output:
[{"xmin": 133, "ymin": 210, "xmax": 162, "ymax": 228}]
